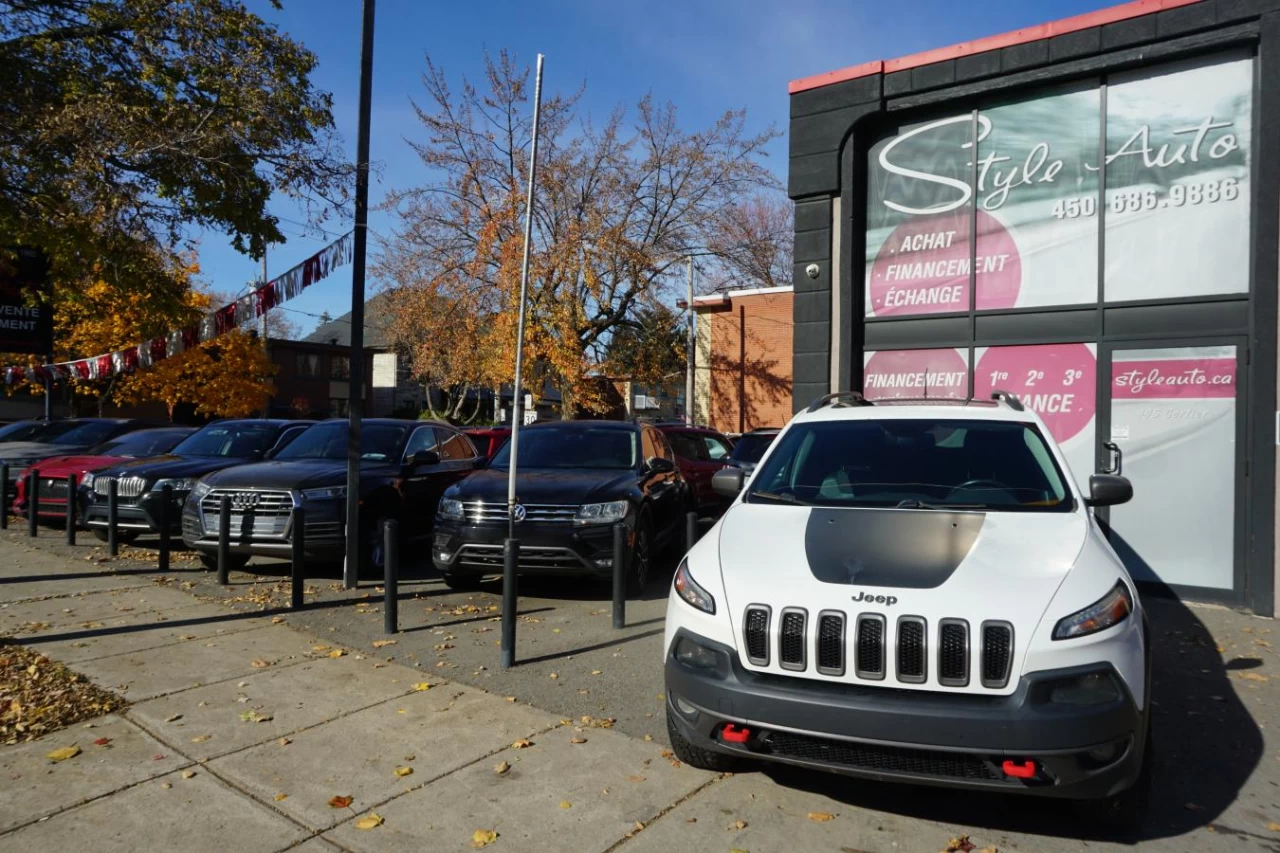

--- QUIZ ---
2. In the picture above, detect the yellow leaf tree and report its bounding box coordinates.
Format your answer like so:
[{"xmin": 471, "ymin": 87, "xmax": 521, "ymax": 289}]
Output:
[{"xmin": 115, "ymin": 330, "xmax": 277, "ymax": 421}]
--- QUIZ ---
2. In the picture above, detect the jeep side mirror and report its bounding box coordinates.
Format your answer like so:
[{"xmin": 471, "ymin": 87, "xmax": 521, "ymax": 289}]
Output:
[
  {"xmin": 1085, "ymin": 474, "xmax": 1132, "ymax": 507},
  {"xmin": 410, "ymin": 450, "xmax": 440, "ymax": 468},
  {"xmin": 711, "ymin": 467, "xmax": 744, "ymax": 498},
  {"xmin": 646, "ymin": 457, "xmax": 675, "ymax": 474}
]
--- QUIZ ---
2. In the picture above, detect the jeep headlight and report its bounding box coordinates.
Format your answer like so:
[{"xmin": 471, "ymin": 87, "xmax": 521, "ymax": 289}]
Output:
[
  {"xmin": 152, "ymin": 478, "xmax": 195, "ymax": 493},
  {"xmin": 1053, "ymin": 581, "xmax": 1132, "ymax": 640},
  {"xmin": 189, "ymin": 481, "xmax": 213, "ymax": 502},
  {"xmin": 576, "ymin": 500, "xmax": 628, "ymax": 526},
  {"xmin": 674, "ymin": 559, "xmax": 715, "ymax": 615},
  {"xmin": 301, "ymin": 486, "xmax": 347, "ymax": 500},
  {"xmin": 438, "ymin": 497, "xmax": 464, "ymax": 521}
]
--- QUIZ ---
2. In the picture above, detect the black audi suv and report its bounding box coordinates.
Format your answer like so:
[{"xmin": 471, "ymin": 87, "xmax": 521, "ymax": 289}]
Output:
[
  {"xmin": 432, "ymin": 420, "xmax": 690, "ymax": 595},
  {"xmin": 181, "ymin": 418, "xmax": 480, "ymax": 572}
]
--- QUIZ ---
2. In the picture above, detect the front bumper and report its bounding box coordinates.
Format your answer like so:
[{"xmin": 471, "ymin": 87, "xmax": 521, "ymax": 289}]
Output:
[
  {"xmin": 665, "ymin": 630, "xmax": 1146, "ymax": 800},
  {"xmin": 432, "ymin": 518, "xmax": 623, "ymax": 577},
  {"xmin": 180, "ymin": 495, "xmax": 346, "ymax": 562},
  {"xmin": 81, "ymin": 488, "xmax": 188, "ymax": 533}
]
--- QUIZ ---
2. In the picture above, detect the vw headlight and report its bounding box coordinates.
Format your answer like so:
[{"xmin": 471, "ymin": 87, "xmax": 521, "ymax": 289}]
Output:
[
  {"xmin": 152, "ymin": 478, "xmax": 195, "ymax": 493},
  {"xmin": 302, "ymin": 486, "xmax": 347, "ymax": 500},
  {"xmin": 1053, "ymin": 581, "xmax": 1132, "ymax": 640},
  {"xmin": 189, "ymin": 481, "xmax": 213, "ymax": 502},
  {"xmin": 438, "ymin": 498, "xmax": 464, "ymax": 521},
  {"xmin": 674, "ymin": 559, "xmax": 716, "ymax": 615},
  {"xmin": 576, "ymin": 501, "xmax": 628, "ymax": 526}
]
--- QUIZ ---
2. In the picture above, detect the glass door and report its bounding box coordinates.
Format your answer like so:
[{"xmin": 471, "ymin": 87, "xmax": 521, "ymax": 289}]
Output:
[{"xmin": 1098, "ymin": 340, "xmax": 1246, "ymax": 599}]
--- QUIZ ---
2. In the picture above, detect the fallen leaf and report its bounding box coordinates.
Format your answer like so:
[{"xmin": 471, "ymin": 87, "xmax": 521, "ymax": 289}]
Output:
[
  {"xmin": 411, "ymin": 682, "xmax": 433, "ymax": 691},
  {"xmin": 394, "ymin": 766, "xmax": 414, "ymax": 778},
  {"xmin": 278, "ymin": 737, "xmax": 292, "ymax": 746},
  {"xmin": 548, "ymin": 672, "xmax": 559, "ymax": 680},
  {"xmin": 327, "ymin": 649, "xmax": 346, "ymax": 659},
  {"xmin": 643, "ymin": 734, "xmax": 653, "ymax": 742},
  {"xmin": 944, "ymin": 837, "xmax": 977, "ymax": 853},
  {"xmin": 372, "ymin": 640, "xmax": 397, "ymax": 648},
  {"xmin": 355, "ymin": 813, "xmax": 384, "ymax": 830},
  {"xmin": 93, "ymin": 737, "xmax": 112, "ymax": 747},
  {"xmin": 471, "ymin": 828, "xmax": 498, "ymax": 848},
  {"xmin": 628, "ymin": 774, "xmax": 647, "ymax": 783},
  {"xmin": 250, "ymin": 659, "xmax": 271, "ymax": 669},
  {"xmin": 190, "ymin": 734, "xmax": 211, "ymax": 744},
  {"xmin": 511, "ymin": 738, "xmax": 533, "ymax": 749},
  {"xmin": 271, "ymin": 617, "xmax": 285, "ymax": 624},
  {"xmin": 312, "ymin": 645, "xmax": 331, "ymax": 652},
  {"xmin": 1237, "ymin": 672, "xmax": 1269, "ymax": 682},
  {"xmin": 552, "ymin": 628, "xmax": 562, "ymax": 634},
  {"xmin": 329, "ymin": 795, "xmax": 354, "ymax": 809},
  {"xmin": 164, "ymin": 713, "xmax": 183, "ymax": 722},
  {"xmin": 239, "ymin": 710, "xmax": 272, "ymax": 723},
  {"xmin": 181, "ymin": 770, "xmax": 196, "ymax": 779},
  {"xmin": 161, "ymin": 782, "xmax": 172, "ymax": 789},
  {"xmin": 46, "ymin": 745, "xmax": 80, "ymax": 762},
  {"xmin": 808, "ymin": 811, "xmax": 835, "ymax": 822},
  {"xmin": 1268, "ymin": 821, "xmax": 1280, "ymax": 831},
  {"xmin": 494, "ymin": 760, "xmax": 511, "ymax": 775},
  {"xmin": 152, "ymin": 754, "xmax": 166, "ymax": 761},
  {"xmin": 559, "ymin": 800, "xmax": 572, "ymax": 809},
  {"xmin": 591, "ymin": 670, "xmax": 602, "ymax": 675},
  {"xmin": 569, "ymin": 737, "xmax": 587, "ymax": 744},
  {"xmin": 728, "ymin": 819, "xmax": 747, "ymax": 830},
  {"xmin": 274, "ymin": 793, "xmax": 288, "ymax": 801},
  {"xmin": 504, "ymin": 696, "xmax": 517, "ymax": 703}
]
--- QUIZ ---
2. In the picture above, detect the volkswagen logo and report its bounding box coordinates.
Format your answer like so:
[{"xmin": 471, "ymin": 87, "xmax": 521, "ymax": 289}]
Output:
[
  {"xmin": 512, "ymin": 503, "xmax": 527, "ymax": 523},
  {"xmin": 232, "ymin": 492, "xmax": 260, "ymax": 511}
]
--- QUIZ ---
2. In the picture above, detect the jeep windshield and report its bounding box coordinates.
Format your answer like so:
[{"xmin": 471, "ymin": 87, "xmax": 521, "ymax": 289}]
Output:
[
  {"xmin": 488, "ymin": 426, "xmax": 637, "ymax": 470},
  {"xmin": 745, "ymin": 419, "xmax": 1072, "ymax": 512}
]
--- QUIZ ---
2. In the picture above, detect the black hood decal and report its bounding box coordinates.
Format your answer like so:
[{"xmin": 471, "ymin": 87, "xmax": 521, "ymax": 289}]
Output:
[{"xmin": 803, "ymin": 508, "xmax": 985, "ymax": 589}]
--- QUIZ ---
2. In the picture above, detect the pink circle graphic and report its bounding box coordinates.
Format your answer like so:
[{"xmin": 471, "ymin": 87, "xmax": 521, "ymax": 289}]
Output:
[
  {"xmin": 869, "ymin": 210, "xmax": 1021, "ymax": 316},
  {"xmin": 864, "ymin": 349, "xmax": 968, "ymax": 400},
  {"xmin": 974, "ymin": 344, "xmax": 1096, "ymax": 444}
]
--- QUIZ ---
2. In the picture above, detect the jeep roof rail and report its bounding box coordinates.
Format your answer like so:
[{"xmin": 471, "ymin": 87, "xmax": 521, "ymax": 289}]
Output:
[
  {"xmin": 805, "ymin": 391, "xmax": 871, "ymax": 413},
  {"xmin": 989, "ymin": 389, "xmax": 1025, "ymax": 411}
]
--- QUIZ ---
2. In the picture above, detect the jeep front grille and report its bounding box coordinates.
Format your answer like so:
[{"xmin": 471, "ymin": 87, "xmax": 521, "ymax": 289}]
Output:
[
  {"xmin": 939, "ymin": 619, "xmax": 970, "ymax": 687},
  {"xmin": 981, "ymin": 621, "xmax": 1014, "ymax": 689},
  {"xmin": 896, "ymin": 616, "xmax": 926, "ymax": 683},
  {"xmin": 779, "ymin": 609, "xmax": 806, "ymax": 671},
  {"xmin": 763, "ymin": 731, "xmax": 1002, "ymax": 781},
  {"xmin": 854, "ymin": 614, "xmax": 885, "ymax": 679},
  {"xmin": 743, "ymin": 606, "xmax": 770, "ymax": 666},
  {"xmin": 816, "ymin": 611, "xmax": 845, "ymax": 675}
]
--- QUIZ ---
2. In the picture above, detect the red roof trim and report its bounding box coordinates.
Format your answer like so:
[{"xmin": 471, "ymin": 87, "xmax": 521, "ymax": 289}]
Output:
[{"xmin": 788, "ymin": 0, "xmax": 1205, "ymax": 94}]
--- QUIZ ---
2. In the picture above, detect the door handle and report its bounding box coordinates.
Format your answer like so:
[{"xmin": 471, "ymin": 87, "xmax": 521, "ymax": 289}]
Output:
[{"xmin": 1102, "ymin": 441, "xmax": 1122, "ymax": 475}]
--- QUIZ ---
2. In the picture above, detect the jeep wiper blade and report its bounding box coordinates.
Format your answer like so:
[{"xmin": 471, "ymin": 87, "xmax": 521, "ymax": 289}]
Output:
[
  {"xmin": 895, "ymin": 498, "xmax": 985, "ymax": 510},
  {"xmin": 748, "ymin": 490, "xmax": 803, "ymax": 505}
]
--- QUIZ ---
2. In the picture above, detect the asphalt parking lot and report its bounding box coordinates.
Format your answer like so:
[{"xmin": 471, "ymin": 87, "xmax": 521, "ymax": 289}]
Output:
[{"xmin": 8, "ymin": 524, "xmax": 1280, "ymax": 850}]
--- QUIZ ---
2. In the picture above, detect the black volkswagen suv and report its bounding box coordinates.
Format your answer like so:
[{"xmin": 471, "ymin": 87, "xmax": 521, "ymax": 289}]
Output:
[
  {"xmin": 182, "ymin": 418, "xmax": 480, "ymax": 572},
  {"xmin": 81, "ymin": 419, "xmax": 311, "ymax": 544},
  {"xmin": 433, "ymin": 420, "xmax": 690, "ymax": 594}
]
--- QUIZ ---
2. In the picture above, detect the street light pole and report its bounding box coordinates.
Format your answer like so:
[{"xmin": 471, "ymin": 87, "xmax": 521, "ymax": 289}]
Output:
[{"xmin": 685, "ymin": 256, "xmax": 694, "ymax": 425}]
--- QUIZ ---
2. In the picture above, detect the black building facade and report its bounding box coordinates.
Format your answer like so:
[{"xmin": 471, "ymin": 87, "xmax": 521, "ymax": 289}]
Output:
[{"xmin": 787, "ymin": 0, "xmax": 1280, "ymax": 614}]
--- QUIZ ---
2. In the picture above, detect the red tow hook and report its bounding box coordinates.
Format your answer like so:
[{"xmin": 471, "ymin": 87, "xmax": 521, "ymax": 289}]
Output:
[
  {"xmin": 720, "ymin": 724, "xmax": 751, "ymax": 744},
  {"xmin": 1002, "ymin": 759, "xmax": 1037, "ymax": 779}
]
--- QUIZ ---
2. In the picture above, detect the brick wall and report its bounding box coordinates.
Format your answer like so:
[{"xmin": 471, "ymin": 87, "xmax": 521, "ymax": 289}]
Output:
[{"xmin": 697, "ymin": 288, "xmax": 794, "ymax": 434}]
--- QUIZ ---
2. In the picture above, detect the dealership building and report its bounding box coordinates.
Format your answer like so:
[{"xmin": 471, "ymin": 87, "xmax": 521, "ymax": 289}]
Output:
[{"xmin": 787, "ymin": 0, "xmax": 1280, "ymax": 614}]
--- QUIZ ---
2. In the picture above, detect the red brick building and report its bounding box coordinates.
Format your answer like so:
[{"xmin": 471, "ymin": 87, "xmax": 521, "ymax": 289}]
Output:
[{"xmin": 692, "ymin": 286, "xmax": 793, "ymax": 434}]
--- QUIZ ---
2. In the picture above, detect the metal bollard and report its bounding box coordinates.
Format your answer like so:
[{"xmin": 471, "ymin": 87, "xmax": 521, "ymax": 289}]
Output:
[
  {"xmin": 290, "ymin": 506, "xmax": 305, "ymax": 610},
  {"xmin": 500, "ymin": 538, "xmax": 519, "ymax": 668},
  {"xmin": 107, "ymin": 477, "xmax": 118, "ymax": 556},
  {"xmin": 157, "ymin": 484, "xmax": 171, "ymax": 572},
  {"xmin": 0, "ymin": 463, "xmax": 8, "ymax": 530},
  {"xmin": 66, "ymin": 474, "xmax": 77, "ymax": 545},
  {"xmin": 383, "ymin": 519, "xmax": 398, "ymax": 635},
  {"xmin": 686, "ymin": 510, "xmax": 698, "ymax": 552},
  {"xmin": 27, "ymin": 470, "xmax": 38, "ymax": 538},
  {"xmin": 216, "ymin": 494, "xmax": 231, "ymax": 585},
  {"xmin": 612, "ymin": 522, "xmax": 627, "ymax": 629}
]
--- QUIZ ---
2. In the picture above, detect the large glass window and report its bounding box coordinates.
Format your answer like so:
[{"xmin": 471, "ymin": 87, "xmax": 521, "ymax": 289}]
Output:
[{"xmin": 863, "ymin": 348, "xmax": 969, "ymax": 400}]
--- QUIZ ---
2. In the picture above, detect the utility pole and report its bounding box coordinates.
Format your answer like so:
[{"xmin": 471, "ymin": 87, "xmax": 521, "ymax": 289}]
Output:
[
  {"xmin": 260, "ymin": 249, "xmax": 269, "ymax": 418},
  {"xmin": 344, "ymin": 0, "xmax": 376, "ymax": 589},
  {"xmin": 685, "ymin": 256, "xmax": 694, "ymax": 425}
]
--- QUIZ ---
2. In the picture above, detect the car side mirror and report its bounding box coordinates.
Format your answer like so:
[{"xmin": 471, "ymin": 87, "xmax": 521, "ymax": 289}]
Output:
[
  {"xmin": 1085, "ymin": 474, "xmax": 1132, "ymax": 507},
  {"xmin": 646, "ymin": 457, "xmax": 675, "ymax": 474},
  {"xmin": 410, "ymin": 450, "xmax": 440, "ymax": 468},
  {"xmin": 711, "ymin": 467, "xmax": 745, "ymax": 498}
]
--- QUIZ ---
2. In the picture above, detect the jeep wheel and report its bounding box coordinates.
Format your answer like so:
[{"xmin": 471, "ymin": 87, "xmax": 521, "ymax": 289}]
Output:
[
  {"xmin": 1075, "ymin": 720, "xmax": 1153, "ymax": 832},
  {"xmin": 92, "ymin": 528, "xmax": 140, "ymax": 544},
  {"xmin": 666, "ymin": 708, "xmax": 737, "ymax": 772},
  {"xmin": 627, "ymin": 518, "xmax": 653, "ymax": 598},
  {"xmin": 199, "ymin": 553, "xmax": 250, "ymax": 574}
]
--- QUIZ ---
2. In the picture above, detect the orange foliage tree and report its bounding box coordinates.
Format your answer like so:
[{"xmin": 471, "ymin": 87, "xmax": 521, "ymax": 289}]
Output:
[
  {"xmin": 115, "ymin": 330, "xmax": 276, "ymax": 421},
  {"xmin": 377, "ymin": 51, "xmax": 779, "ymax": 418}
]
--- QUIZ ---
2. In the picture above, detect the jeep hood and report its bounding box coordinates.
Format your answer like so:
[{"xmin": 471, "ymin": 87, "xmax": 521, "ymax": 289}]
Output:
[{"xmin": 716, "ymin": 503, "xmax": 1088, "ymax": 693}]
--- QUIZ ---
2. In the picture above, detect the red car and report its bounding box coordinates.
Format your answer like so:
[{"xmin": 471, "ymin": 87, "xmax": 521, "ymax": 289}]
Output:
[
  {"xmin": 657, "ymin": 423, "xmax": 735, "ymax": 517},
  {"xmin": 461, "ymin": 426, "xmax": 510, "ymax": 461},
  {"xmin": 14, "ymin": 426, "xmax": 196, "ymax": 522}
]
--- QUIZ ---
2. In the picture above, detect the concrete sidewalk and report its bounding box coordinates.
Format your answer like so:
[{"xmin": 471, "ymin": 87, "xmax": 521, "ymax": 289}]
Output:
[{"xmin": 4, "ymin": 533, "xmax": 1280, "ymax": 852}]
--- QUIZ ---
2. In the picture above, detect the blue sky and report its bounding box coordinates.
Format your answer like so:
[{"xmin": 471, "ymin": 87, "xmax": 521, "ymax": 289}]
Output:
[{"xmin": 196, "ymin": 0, "xmax": 1116, "ymax": 337}]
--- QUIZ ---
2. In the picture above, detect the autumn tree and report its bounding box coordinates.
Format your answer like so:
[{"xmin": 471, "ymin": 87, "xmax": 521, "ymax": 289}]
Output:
[
  {"xmin": 115, "ymin": 329, "xmax": 276, "ymax": 421},
  {"xmin": 606, "ymin": 305, "xmax": 685, "ymax": 390},
  {"xmin": 704, "ymin": 192, "xmax": 794, "ymax": 291},
  {"xmin": 378, "ymin": 51, "xmax": 778, "ymax": 417}
]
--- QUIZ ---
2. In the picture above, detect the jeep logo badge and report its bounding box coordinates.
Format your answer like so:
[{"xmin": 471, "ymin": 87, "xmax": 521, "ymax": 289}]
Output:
[{"xmin": 851, "ymin": 591, "xmax": 898, "ymax": 607}]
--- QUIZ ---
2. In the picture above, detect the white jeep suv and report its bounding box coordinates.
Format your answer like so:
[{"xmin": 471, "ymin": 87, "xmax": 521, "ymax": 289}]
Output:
[{"xmin": 663, "ymin": 391, "xmax": 1150, "ymax": 825}]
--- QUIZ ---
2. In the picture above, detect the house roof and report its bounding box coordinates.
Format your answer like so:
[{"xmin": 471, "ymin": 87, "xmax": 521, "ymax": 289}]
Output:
[{"xmin": 302, "ymin": 291, "xmax": 397, "ymax": 349}]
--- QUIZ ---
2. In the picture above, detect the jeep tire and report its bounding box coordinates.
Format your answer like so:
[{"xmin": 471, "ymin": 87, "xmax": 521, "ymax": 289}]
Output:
[{"xmin": 666, "ymin": 708, "xmax": 738, "ymax": 773}]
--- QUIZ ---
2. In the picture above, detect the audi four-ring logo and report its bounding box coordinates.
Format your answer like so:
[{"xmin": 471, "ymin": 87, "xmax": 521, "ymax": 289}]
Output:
[
  {"xmin": 232, "ymin": 492, "xmax": 260, "ymax": 510},
  {"xmin": 512, "ymin": 503, "xmax": 527, "ymax": 522}
]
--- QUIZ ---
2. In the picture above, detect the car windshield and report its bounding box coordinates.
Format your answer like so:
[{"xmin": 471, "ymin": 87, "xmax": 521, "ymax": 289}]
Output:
[
  {"xmin": 0, "ymin": 421, "xmax": 72, "ymax": 443},
  {"xmin": 746, "ymin": 419, "xmax": 1072, "ymax": 512},
  {"xmin": 170, "ymin": 422, "xmax": 279, "ymax": 458},
  {"xmin": 730, "ymin": 433, "xmax": 775, "ymax": 465},
  {"xmin": 49, "ymin": 421, "xmax": 129, "ymax": 446},
  {"xmin": 91, "ymin": 430, "xmax": 190, "ymax": 458},
  {"xmin": 489, "ymin": 426, "xmax": 637, "ymax": 470},
  {"xmin": 274, "ymin": 422, "xmax": 410, "ymax": 462}
]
